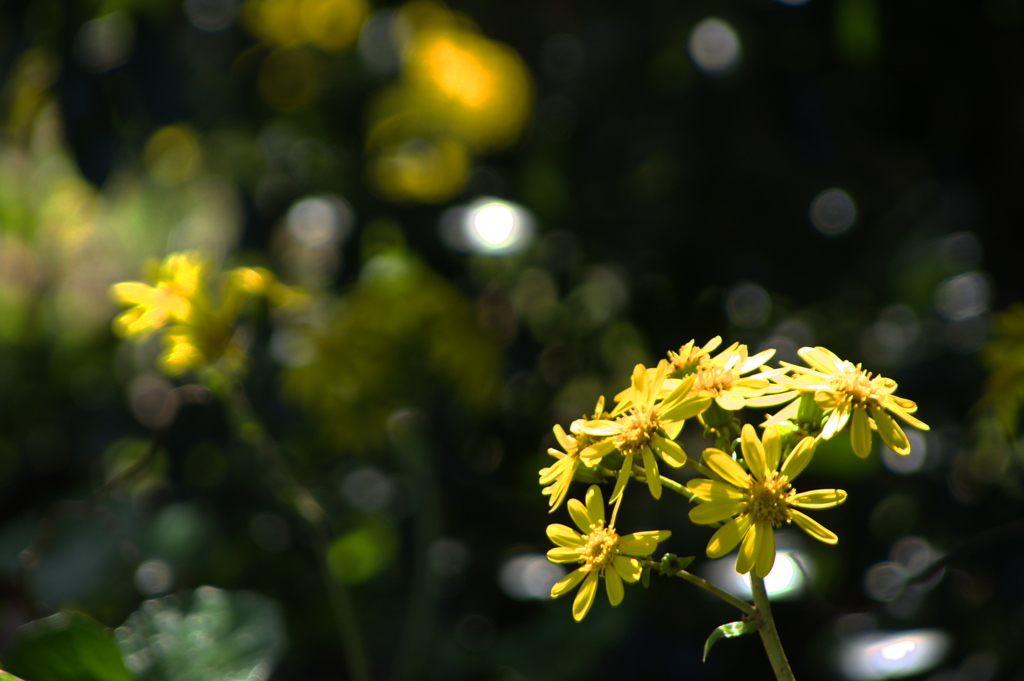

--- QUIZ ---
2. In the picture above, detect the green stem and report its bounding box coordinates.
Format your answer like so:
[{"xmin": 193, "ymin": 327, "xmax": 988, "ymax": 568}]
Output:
[
  {"xmin": 659, "ymin": 475, "xmax": 694, "ymax": 499},
  {"xmin": 750, "ymin": 576, "xmax": 796, "ymax": 681},
  {"xmin": 686, "ymin": 457, "xmax": 715, "ymax": 479},
  {"xmin": 226, "ymin": 386, "xmax": 372, "ymax": 681},
  {"xmin": 640, "ymin": 560, "xmax": 755, "ymax": 618}
]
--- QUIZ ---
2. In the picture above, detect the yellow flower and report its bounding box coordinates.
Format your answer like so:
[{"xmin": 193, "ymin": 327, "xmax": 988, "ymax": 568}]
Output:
[
  {"xmin": 581, "ymin": 361, "xmax": 710, "ymax": 501},
  {"xmin": 668, "ymin": 336, "xmax": 725, "ymax": 376},
  {"xmin": 687, "ymin": 424, "xmax": 847, "ymax": 578},
  {"xmin": 781, "ymin": 347, "xmax": 929, "ymax": 458},
  {"xmin": 687, "ymin": 343, "xmax": 795, "ymax": 412},
  {"xmin": 547, "ymin": 485, "xmax": 670, "ymax": 621},
  {"xmin": 539, "ymin": 399, "xmax": 608, "ymax": 512},
  {"xmin": 110, "ymin": 253, "xmax": 206, "ymax": 339}
]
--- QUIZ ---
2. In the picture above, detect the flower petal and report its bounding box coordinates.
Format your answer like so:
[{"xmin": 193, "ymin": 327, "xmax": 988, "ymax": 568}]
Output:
[
  {"xmin": 744, "ymin": 391, "xmax": 801, "ymax": 408},
  {"xmin": 686, "ymin": 479, "xmax": 746, "ymax": 502},
  {"xmin": 703, "ymin": 449, "xmax": 752, "ymax": 489},
  {"xmin": 791, "ymin": 510, "xmax": 838, "ymax": 544},
  {"xmin": 791, "ymin": 489, "xmax": 848, "ymax": 509},
  {"xmin": 553, "ymin": 424, "xmax": 574, "ymax": 452},
  {"xmin": 547, "ymin": 523, "xmax": 585, "ymax": 548},
  {"xmin": 610, "ymin": 454, "xmax": 633, "ymax": 503},
  {"xmin": 568, "ymin": 499, "xmax": 592, "ymax": 534},
  {"xmin": 798, "ymin": 347, "xmax": 842, "ymax": 374},
  {"xmin": 716, "ymin": 391, "xmax": 746, "ymax": 411},
  {"xmin": 584, "ymin": 485, "xmax": 606, "ymax": 526},
  {"xmin": 821, "ymin": 404, "xmax": 850, "ymax": 440},
  {"xmin": 689, "ymin": 499, "xmax": 746, "ymax": 525},
  {"xmin": 661, "ymin": 395, "xmax": 712, "ymax": 422},
  {"xmin": 735, "ymin": 521, "xmax": 759, "ymax": 575},
  {"xmin": 872, "ymin": 406, "xmax": 910, "ymax": 455},
  {"xmin": 605, "ymin": 566, "xmax": 624, "ymax": 606},
  {"xmin": 741, "ymin": 348, "xmax": 776, "ymax": 374},
  {"xmin": 851, "ymin": 406, "xmax": 873, "ymax": 458},
  {"xmin": 642, "ymin": 446, "xmax": 662, "ymax": 499},
  {"xmin": 707, "ymin": 514, "xmax": 752, "ymax": 559},
  {"xmin": 753, "ymin": 521, "xmax": 776, "ymax": 579},
  {"xmin": 572, "ymin": 572, "xmax": 600, "ymax": 621},
  {"xmin": 780, "ymin": 436, "xmax": 817, "ymax": 481},
  {"xmin": 580, "ymin": 420, "xmax": 620, "ymax": 437},
  {"xmin": 613, "ymin": 555, "xmax": 642, "ymax": 582},
  {"xmin": 762, "ymin": 424, "xmax": 781, "ymax": 473},
  {"xmin": 619, "ymin": 530, "xmax": 671, "ymax": 556},
  {"xmin": 653, "ymin": 435, "xmax": 687, "ymax": 467},
  {"xmin": 885, "ymin": 401, "xmax": 930, "ymax": 431},
  {"xmin": 551, "ymin": 567, "xmax": 586, "ymax": 597},
  {"xmin": 547, "ymin": 547, "xmax": 583, "ymax": 563},
  {"xmin": 741, "ymin": 424, "xmax": 769, "ymax": 481}
]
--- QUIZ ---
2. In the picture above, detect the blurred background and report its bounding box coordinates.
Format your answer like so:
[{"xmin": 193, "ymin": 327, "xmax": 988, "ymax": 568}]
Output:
[{"xmin": 2, "ymin": 0, "xmax": 1024, "ymax": 679}]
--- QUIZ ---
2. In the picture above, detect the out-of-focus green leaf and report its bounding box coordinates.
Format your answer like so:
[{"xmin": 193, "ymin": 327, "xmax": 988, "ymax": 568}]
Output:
[
  {"xmin": 326, "ymin": 515, "xmax": 399, "ymax": 585},
  {"xmin": 0, "ymin": 670, "xmax": 28, "ymax": 681},
  {"xmin": 116, "ymin": 586, "xmax": 286, "ymax": 681},
  {"xmin": 703, "ymin": 620, "xmax": 758, "ymax": 662},
  {"xmin": 1, "ymin": 612, "xmax": 133, "ymax": 681}
]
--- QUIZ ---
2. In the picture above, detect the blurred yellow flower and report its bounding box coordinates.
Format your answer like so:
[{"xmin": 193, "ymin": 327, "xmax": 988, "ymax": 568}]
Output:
[
  {"xmin": 243, "ymin": 0, "xmax": 368, "ymax": 50},
  {"xmin": 687, "ymin": 424, "xmax": 846, "ymax": 578},
  {"xmin": 110, "ymin": 252, "xmax": 205, "ymax": 340},
  {"xmin": 547, "ymin": 485, "xmax": 670, "ymax": 621},
  {"xmin": 780, "ymin": 346, "xmax": 929, "ymax": 457}
]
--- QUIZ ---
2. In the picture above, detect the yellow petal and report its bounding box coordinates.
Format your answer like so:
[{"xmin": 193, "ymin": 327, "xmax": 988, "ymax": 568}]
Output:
[
  {"xmin": 551, "ymin": 567, "xmax": 586, "ymax": 597},
  {"xmin": 791, "ymin": 489, "xmax": 848, "ymax": 509},
  {"xmin": 580, "ymin": 439, "xmax": 616, "ymax": 460},
  {"xmin": 741, "ymin": 348, "xmax": 776, "ymax": 374},
  {"xmin": 567, "ymin": 499, "xmax": 591, "ymax": 534},
  {"xmin": 798, "ymin": 347, "xmax": 842, "ymax": 373},
  {"xmin": 735, "ymin": 521, "xmax": 759, "ymax": 575},
  {"xmin": 753, "ymin": 521, "xmax": 776, "ymax": 579},
  {"xmin": 653, "ymin": 436, "xmax": 687, "ymax": 467},
  {"xmin": 872, "ymin": 406, "xmax": 910, "ymax": 455},
  {"xmin": 791, "ymin": 510, "xmax": 838, "ymax": 544},
  {"xmin": 707, "ymin": 514, "xmax": 752, "ymax": 559},
  {"xmin": 704, "ymin": 449, "xmax": 752, "ymax": 489},
  {"xmin": 741, "ymin": 423, "xmax": 769, "ymax": 481},
  {"xmin": 111, "ymin": 282, "xmax": 158, "ymax": 305},
  {"xmin": 686, "ymin": 479, "xmax": 746, "ymax": 502},
  {"xmin": 716, "ymin": 391, "xmax": 746, "ymax": 411},
  {"xmin": 780, "ymin": 436, "xmax": 817, "ymax": 481},
  {"xmin": 580, "ymin": 420, "xmax": 620, "ymax": 437},
  {"xmin": 762, "ymin": 424, "xmax": 781, "ymax": 472},
  {"xmin": 821, "ymin": 404, "xmax": 850, "ymax": 439},
  {"xmin": 613, "ymin": 555, "xmax": 642, "ymax": 582},
  {"xmin": 605, "ymin": 566, "xmax": 624, "ymax": 606},
  {"xmin": 585, "ymin": 485, "xmax": 605, "ymax": 526},
  {"xmin": 689, "ymin": 499, "xmax": 746, "ymax": 525},
  {"xmin": 661, "ymin": 395, "xmax": 712, "ymax": 422},
  {"xmin": 744, "ymin": 391, "xmax": 800, "ymax": 408},
  {"xmin": 885, "ymin": 401, "xmax": 930, "ymax": 431},
  {"xmin": 631, "ymin": 363, "xmax": 648, "ymax": 397},
  {"xmin": 851, "ymin": 406, "xmax": 873, "ymax": 458},
  {"xmin": 642, "ymin": 447, "xmax": 662, "ymax": 499},
  {"xmin": 547, "ymin": 523, "xmax": 585, "ymax": 548},
  {"xmin": 547, "ymin": 547, "xmax": 583, "ymax": 563},
  {"xmin": 815, "ymin": 390, "xmax": 841, "ymax": 411},
  {"xmin": 619, "ymin": 530, "xmax": 671, "ymax": 556},
  {"xmin": 610, "ymin": 454, "xmax": 633, "ymax": 503},
  {"xmin": 553, "ymin": 424, "xmax": 574, "ymax": 451},
  {"xmin": 572, "ymin": 572, "xmax": 600, "ymax": 621}
]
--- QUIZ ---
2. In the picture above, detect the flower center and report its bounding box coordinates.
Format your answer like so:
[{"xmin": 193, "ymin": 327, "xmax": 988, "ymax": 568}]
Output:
[
  {"xmin": 614, "ymin": 404, "xmax": 659, "ymax": 455},
  {"xmin": 692, "ymin": 365, "xmax": 737, "ymax": 396},
  {"xmin": 581, "ymin": 522, "xmax": 619, "ymax": 573},
  {"xmin": 747, "ymin": 472, "xmax": 793, "ymax": 527},
  {"xmin": 831, "ymin": 363, "xmax": 883, "ymax": 407}
]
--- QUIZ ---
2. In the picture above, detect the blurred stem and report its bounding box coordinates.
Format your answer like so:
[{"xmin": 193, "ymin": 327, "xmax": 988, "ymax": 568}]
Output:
[
  {"xmin": 750, "ymin": 576, "xmax": 795, "ymax": 681},
  {"xmin": 225, "ymin": 385, "xmax": 372, "ymax": 681},
  {"xmin": 640, "ymin": 560, "xmax": 755, "ymax": 617},
  {"xmin": 389, "ymin": 415, "xmax": 442, "ymax": 681}
]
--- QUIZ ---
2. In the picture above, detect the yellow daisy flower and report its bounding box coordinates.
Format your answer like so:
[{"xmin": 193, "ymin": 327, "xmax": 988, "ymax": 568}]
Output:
[
  {"xmin": 781, "ymin": 346, "xmax": 929, "ymax": 458},
  {"xmin": 688, "ymin": 343, "xmax": 795, "ymax": 412},
  {"xmin": 668, "ymin": 336, "xmax": 725, "ymax": 376},
  {"xmin": 687, "ymin": 424, "xmax": 847, "ymax": 578},
  {"xmin": 547, "ymin": 485, "xmax": 670, "ymax": 621},
  {"xmin": 540, "ymin": 398, "xmax": 610, "ymax": 512},
  {"xmin": 580, "ymin": 361, "xmax": 710, "ymax": 501},
  {"xmin": 111, "ymin": 252, "xmax": 206, "ymax": 340}
]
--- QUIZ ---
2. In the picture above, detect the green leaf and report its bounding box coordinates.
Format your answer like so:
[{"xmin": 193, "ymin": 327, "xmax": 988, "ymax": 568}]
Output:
[
  {"xmin": 2, "ymin": 612, "xmax": 133, "ymax": 681},
  {"xmin": 116, "ymin": 586, "xmax": 287, "ymax": 681},
  {"xmin": 703, "ymin": 620, "xmax": 758, "ymax": 662}
]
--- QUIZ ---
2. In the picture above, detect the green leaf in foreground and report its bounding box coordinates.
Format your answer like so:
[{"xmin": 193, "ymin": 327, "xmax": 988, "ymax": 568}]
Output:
[
  {"xmin": 1, "ymin": 612, "xmax": 133, "ymax": 681},
  {"xmin": 703, "ymin": 619, "xmax": 758, "ymax": 662}
]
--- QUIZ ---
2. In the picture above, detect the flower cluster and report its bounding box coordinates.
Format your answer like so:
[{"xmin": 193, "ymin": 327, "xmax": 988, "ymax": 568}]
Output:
[
  {"xmin": 111, "ymin": 252, "xmax": 301, "ymax": 381},
  {"xmin": 542, "ymin": 338, "xmax": 929, "ymax": 619}
]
